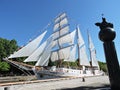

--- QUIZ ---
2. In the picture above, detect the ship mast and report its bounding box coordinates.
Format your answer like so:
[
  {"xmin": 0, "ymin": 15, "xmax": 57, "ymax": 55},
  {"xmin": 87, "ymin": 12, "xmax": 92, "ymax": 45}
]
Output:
[
  {"xmin": 76, "ymin": 25, "xmax": 90, "ymax": 69},
  {"xmin": 76, "ymin": 25, "xmax": 81, "ymax": 67},
  {"xmin": 87, "ymin": 30, "xmax": 95, "ymax": 74},
  {"xmin": 57, "ymin": 14, "xmax": 62, "ymax": 67},
  {"xmin": 52, "ymin": 12, "xmax": 71, "ymax": 67},
  {"xmin": 87, "ymin": 30, "xmax": 93, "ymax": 68}
]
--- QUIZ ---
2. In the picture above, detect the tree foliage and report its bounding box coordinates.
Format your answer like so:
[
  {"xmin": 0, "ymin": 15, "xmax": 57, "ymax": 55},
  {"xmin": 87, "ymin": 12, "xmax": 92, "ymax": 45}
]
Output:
[
  {"xmin": 48, "ymin": 59, "xmax": 108, "ymax": 73},
  {"xmin": 0, "ymin": 38, "xmax": 18, "ymax": 71},
  {"xmin": 98, "ymin": 61, "xmax": 108, "ymax": 73},
  {"xmin": 0, "ymin": 62, "xmax": 10, "ymax": 71},
  {"xmin": 48, "ymin": 59, "xmax": 79, "ymax": 68}
]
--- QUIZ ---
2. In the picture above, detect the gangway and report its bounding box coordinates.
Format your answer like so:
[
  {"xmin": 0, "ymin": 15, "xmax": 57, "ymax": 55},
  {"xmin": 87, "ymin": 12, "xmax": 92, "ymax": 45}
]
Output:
[{"xmin": 3, "ymin": 58, "xmax": 34, "ymax": 75}]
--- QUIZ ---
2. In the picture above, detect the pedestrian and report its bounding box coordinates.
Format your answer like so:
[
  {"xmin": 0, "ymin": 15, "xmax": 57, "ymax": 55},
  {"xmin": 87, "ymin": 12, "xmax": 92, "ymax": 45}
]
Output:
[{"xmin": 82, "ymin": 77, "xmax": 85, "ymax": 82}]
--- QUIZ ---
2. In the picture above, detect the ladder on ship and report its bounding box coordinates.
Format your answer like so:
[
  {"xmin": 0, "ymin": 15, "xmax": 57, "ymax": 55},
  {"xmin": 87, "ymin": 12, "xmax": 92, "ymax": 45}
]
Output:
[{"xmin": 3, "ymin": 58, "xmax": 34, "ymax": 76}]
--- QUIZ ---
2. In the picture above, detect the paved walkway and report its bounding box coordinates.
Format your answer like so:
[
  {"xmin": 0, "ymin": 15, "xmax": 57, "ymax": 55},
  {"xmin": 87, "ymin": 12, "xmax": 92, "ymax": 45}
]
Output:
[{"xmin": 0, "ymin": 76, "xmax": 110, "ymax": 90}]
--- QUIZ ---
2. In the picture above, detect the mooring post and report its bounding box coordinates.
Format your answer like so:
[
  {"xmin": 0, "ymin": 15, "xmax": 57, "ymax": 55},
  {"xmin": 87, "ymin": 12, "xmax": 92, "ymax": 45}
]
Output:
[{"xmin": 95, "ymin": 17, "xmax": 120, "ymax": 89}]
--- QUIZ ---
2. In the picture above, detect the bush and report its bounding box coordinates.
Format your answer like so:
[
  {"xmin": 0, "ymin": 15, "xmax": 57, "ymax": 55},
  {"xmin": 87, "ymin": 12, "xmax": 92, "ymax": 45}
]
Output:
[
  {"xmin": 98, "ymin": 61, "xmax": 108, "ymax": 73},
  {"xmin": 0, "ymin": 62, "xmax": 10, "ymax": 71}
]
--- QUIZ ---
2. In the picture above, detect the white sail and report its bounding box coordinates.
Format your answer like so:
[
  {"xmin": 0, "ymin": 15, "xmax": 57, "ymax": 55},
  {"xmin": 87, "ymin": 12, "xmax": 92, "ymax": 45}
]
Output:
[
  {"xmin": 60, "ymin": 26, "xmax": 69, "ymax": 36},
  {"xmin": 79, "ymin": 45, "xmax": 90, "ymax": 66},
  {"xmin": 54, "ymin": 17, "xmax": 60, "ymax": 24},
  {"xmin": 58, "ymin": 30, "xmax": 76, "ymax": 46},
  {"xmin": 52, "ymin": 40, "xmax": 58, "ymax": 48},
  {"xmin": 64, "ymin": 45, "xmax": 76, "ymax": 62},
  {"xmin": 91, "ymin": 50, "xmax": 99, "ymax": 67},
  {"xmin": 44, "ymin": 59, "xmax": 49, "ymax": 66},
  {"xmin": 8, "ymin": 31, "xmax": 47, "ymax": 58},
  {"xmin": 59, "ymin": 13, "xmax": 66, "ymax": 20},
  {"xmin": 77, "ymin": 25, "xmax": 84, "ymax": 47},
  {"xmin": 51, "ymin": 46, "xmax": 71, "ymax": 62},
  {"xmin": 88, "ymin": 32, "xmax": 99, "ymax": 67},
  {"xmin": 60, "ymin": 18, "xmax": 68, "ymax": 26},
  {"xmin": 54, "ymin": 23, "xmax": 59, "ymax": 31},
  {"xmin": 35, "ymin": 52, "xmax": 51, "ymax": 66},
  {"xmin": 24, "ymin": 41, "xmax": 47, "ymax": 62},
  {"xmin": 35, "ymin": 36, "xmax": 53, "ymax": 66},
  {"xmin": 53, "ymin": 26, "xmax": 69, "ymax": 40},
  {"xmin": 70, "ymin": 30, "xmax": 76, "ymax": 44},
  {"xmin": 59, "ymin": 46, "xmax": 71, "ymax": 60},
  {"xmin": 76, "ymin": 25, "xmax": 90, "ymax": 66},
  {"xmin": 53, "ymin": 31, "xmax": 59, "ymax": 40},
  {"xmin": 51, "ymin": 51, "xmax": 58, "ymax": 62},
  {"xmin": 35, "ymin": 35, "xmax": 53, "ymax": 66},
  {"xmin": 88, "ymin": 32, "xmax": 95, "ymax": 51},
  {"xmin": 54, "ymin": 13, "xmax": 66, "ymax": 23},
  {"xmin": 59, "ymin": 33, "xmax": 72, "ymax": 46},
  {"xmin": 54, "ymin": 18, "xmax": 68, "ymax": 31}
]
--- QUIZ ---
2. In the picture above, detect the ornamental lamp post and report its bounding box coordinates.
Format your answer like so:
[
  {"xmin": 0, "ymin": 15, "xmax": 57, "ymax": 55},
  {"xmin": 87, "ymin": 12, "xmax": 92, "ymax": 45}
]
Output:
[{"xmin": 95, "ymin": 17, "xmax": 120, "ymax": 89}]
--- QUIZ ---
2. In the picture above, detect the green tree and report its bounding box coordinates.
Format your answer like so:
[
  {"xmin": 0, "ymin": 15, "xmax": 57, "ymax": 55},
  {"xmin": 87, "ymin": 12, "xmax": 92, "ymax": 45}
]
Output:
[
  {"xmin": 98, "ymin": 61, "xmax": 108, "ymax": 73},
  {"xmin": 0, "ymin": 38, "xmax": 18, "ymax": 71},
  {"xmin": 8, "ymin": 39, "xmax": 18, "ymax": 56},
  {"xmin": 0, "ymin": 62, "xmax": 10, "ymax": 71},
  {"xmin": 48, "ymin": 59, "xmax": 57, "ymax": 66}
]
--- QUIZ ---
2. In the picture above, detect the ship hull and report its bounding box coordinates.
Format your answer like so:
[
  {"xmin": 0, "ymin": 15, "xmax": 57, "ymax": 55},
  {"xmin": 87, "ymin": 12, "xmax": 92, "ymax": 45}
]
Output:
[{"xmin": 33, "ymin": 67, "xmax": 103, "ymax": 80}]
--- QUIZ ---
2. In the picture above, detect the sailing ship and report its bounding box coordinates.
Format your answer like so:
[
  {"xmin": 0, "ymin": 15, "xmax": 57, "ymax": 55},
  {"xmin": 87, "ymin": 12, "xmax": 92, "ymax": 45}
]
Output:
[{"xmin": 6, "ymin": 12, "xmax": 103, "ymax": 79}]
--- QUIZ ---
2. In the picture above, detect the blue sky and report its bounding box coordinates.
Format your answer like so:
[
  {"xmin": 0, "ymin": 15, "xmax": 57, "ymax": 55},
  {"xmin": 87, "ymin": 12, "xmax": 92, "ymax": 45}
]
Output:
[{"xmin": 0, "ymin": 0, "xmax": 120, "ymax": 63}]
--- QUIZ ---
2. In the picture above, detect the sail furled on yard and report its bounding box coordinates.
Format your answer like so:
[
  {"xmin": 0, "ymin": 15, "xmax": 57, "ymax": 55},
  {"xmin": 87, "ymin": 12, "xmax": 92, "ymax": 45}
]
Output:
[
  {"xmin": 88, "ymin": 32, "xmax": 99, "ymax": 67},
  {"xmin": 8, "ymin": 31, "xmax": 47, "ymax": 58},
  {"xmin": 77, "ymin": 26, "xmax": 90, "ymax": 66}
]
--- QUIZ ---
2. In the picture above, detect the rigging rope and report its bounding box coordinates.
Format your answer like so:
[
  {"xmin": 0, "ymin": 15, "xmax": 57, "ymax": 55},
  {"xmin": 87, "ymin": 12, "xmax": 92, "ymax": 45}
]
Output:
[{"xmin": 3, "ymin": 59, "xmax": 33, "ymax": 76}]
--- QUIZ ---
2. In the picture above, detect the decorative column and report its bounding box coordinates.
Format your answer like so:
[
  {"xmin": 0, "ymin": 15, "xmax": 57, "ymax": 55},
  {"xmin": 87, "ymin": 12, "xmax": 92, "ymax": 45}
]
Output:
[{"xmin": 95, "ymin": 17, "xmax": 120, "ymax": 89}]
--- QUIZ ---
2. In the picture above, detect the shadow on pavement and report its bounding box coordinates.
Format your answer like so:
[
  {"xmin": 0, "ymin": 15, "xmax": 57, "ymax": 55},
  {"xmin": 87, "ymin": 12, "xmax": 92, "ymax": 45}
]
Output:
[{"xmin": 59, "ymin": 84, "xmax": 110, "ymax": 90}]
